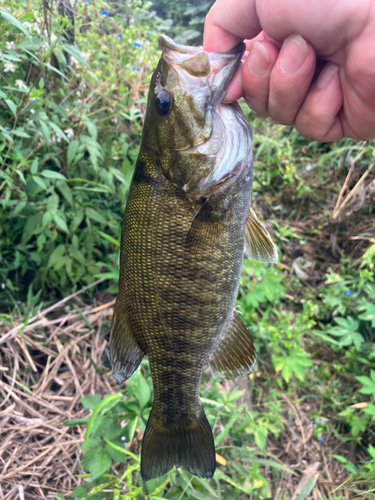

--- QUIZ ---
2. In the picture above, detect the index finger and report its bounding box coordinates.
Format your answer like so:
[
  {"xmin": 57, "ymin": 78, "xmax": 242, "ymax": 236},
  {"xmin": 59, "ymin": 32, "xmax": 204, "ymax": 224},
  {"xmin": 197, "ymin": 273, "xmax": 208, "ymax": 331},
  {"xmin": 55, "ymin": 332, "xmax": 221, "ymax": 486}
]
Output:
[{"xmin": 203, "ymin": 0, "xmax": 262, "ymax": 52}]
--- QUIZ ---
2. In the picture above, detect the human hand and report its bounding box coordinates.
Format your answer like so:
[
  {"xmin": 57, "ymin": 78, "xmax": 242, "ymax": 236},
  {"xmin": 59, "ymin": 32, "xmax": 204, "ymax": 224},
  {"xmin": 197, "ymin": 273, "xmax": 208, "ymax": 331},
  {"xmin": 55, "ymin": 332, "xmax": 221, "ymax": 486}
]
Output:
[{"xmin": 203, "ymin": 0, "xmax": 375, "ymax": 141}]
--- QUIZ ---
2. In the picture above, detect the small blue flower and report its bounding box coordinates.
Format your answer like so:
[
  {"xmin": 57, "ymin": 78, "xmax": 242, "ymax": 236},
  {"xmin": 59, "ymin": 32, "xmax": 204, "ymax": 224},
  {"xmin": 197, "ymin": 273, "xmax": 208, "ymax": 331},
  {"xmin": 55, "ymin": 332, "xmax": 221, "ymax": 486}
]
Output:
[
  {"xmin": 318, "ymin": 438, "xmax": 323, "ymax": 443},
  {"xmin": 6, "ymin": 127, "xmax": 12, "ymax": 132},
  {"xmin": 117, "ymin": 34, "xmax": 123, "ymax": 39},
  {"xmin": 284, "ymin": 209, "xmax": 288, "ymax": 214},
  {"xmin": 344, "ymin": 289, "xmax": 353, "ymax": 295},
  {"xmin": 101, "ymin": 10, "xmax": 109, "ymax": 16},
  {"xmin": 134, "ymin": 42, "xmax": 141, "ymax": 48},
  {"xmin": 255, "ymin": 192, "xmax": 259, "ymax": 197},
  {"xmin": 264, "ymin": 224, "xmax": 268, "ymax": 228},
  {"xmin": 132, "ymin": 67, "xmax": 140, "ymax": 72}
]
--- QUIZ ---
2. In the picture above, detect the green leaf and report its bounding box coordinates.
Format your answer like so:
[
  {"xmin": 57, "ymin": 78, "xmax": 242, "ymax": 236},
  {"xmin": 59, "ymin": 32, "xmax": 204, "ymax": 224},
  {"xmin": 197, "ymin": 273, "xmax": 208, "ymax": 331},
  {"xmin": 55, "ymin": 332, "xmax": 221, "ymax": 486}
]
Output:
[
  {"xmin": 5, "ymin": 99, "xmax": 17, "ymax": 117},
  {"xmin": 69, "ymin": 246, "xmax": 86, "ymax": 265},
  {"xmin": 81, "ymin": 395, "xmax": 101, "ymax": 410},
  {"xmin": 40, "ymin": 170, "xmax": 67, "ymax": 181},
  {"xmin": 103, "ymin": 438, "xmax": 139, "ymax": 462},
  {"xmin": 71, "ymin": 486, "xmax": 86, "ymax": 499},
  {"xmin": 295, "ymin": 476, "xmax": 318, "ymax": 500},
  {"xmin": 33, "ymin": 175, "xmax": 47, "ymax": 190},
  {"xmin": 40, "ymin": 121, "xmax": 50, "ymax": 143},
  {"xmin": 254, "ymin": 427, "xmax": 268, "ymax": 450},
  {"xmin": 127, "ymin": 371, "xmax": 151, "ymax": 409},
  {"xmin": 30, "ymin": 158, "xmax": 38, "ymax": 174},
  {"xmin": 53, "ymin": 212, "xmax": 68, "ymax": 233},
  {"xmin": 0, "ymin": 7, "xmax": 31, "ymax": 39},
  {"xmin": 82, "ymin": 393, "xmax": 122, "ymax": 450},
  {"xmin": 97, "ymin": 230, "xmax": 120, "ymax": 247},
  {"xmin": 364, "ymin": 403, "xmax": 375, "ymax": 418},
  {"xmin": 105, "ymin": 441, "xmax": 128, "ymax": 463},
  {"xmin": 272, "ymin": 350, "xmax": 312, "ymax": 383},
  {"xmin": 358, "ymin": 302, "xmax": 375, "ymax": 327},
  {"xmin": 86, "ymin": 207, "xmax": 106, "ymax": 225},
  {"xmin": 89, "ymin": 449, "xmax": 111, "ymax": 480},
  {"xmin": 49, "ymin": 121, "xmax": 69, "ymax": 142},
  {"xmin": 357, "ymin": 371, "xmax": 375, "ymax": 398},
  {"xmin": 47, "ymin": 244, "xmax": 65, "ymax": 269},
  {"xmin": 56, "ymin": 180, "xmax": 73, "ymax": 207},
  {"xmin": 67, "ymin": 140, "xmax": 79, "ymax": 166},
  {"xmin": 327, "ymin": 316, "xmax": 363, "ymax": 349},
  {"xmin": 70, "ymin": 209, "xmax": 84, "ymax": 234}
]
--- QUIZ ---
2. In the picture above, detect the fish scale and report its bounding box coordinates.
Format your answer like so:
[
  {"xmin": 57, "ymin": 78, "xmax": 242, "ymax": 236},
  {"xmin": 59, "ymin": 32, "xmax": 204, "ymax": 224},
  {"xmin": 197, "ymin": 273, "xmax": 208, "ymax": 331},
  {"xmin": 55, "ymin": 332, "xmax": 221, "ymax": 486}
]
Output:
[{"xmin": 109, "ymin": 35, "xmax": 278, "ymax": 481}]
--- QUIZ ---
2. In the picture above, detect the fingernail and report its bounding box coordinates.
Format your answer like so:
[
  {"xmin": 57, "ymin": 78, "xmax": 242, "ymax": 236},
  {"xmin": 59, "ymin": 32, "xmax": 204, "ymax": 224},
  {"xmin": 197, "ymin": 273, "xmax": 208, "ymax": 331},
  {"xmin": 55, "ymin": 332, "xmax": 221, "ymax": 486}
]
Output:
[
  {"xmin": 248, "ymin": 42, "xmax": 269, "ymax": 77},
  {"xmin": 280, "ymin": 34, "xmax": 308, "ymax": 75},
  {"xmin": 241, "ymin": 50, "xmax": 249, "ymax": 64},
  {"xmin": 315, "ymin": 62, "xmax": 339, "ymax": 90}
]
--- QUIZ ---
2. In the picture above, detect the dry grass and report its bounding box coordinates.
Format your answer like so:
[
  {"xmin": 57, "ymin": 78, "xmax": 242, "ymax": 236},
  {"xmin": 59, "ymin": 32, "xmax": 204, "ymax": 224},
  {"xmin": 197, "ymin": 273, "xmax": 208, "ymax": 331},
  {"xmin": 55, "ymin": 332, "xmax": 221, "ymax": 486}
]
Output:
[{"xmin": 0, "ymin": 281, "xmax": 118, "ymax": 499}]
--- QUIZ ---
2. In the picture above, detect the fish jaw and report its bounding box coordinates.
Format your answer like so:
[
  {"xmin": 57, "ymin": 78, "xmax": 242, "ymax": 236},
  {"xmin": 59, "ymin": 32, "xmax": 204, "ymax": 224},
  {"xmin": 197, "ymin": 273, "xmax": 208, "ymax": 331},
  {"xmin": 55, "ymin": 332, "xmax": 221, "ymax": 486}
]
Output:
[
  {"xmin": 146, "ymin": 35, "xmax": 251, "ymax": 197},
  {"xmin": 159, "ymin": 34, "xmax": 245, "ymax": 109}
]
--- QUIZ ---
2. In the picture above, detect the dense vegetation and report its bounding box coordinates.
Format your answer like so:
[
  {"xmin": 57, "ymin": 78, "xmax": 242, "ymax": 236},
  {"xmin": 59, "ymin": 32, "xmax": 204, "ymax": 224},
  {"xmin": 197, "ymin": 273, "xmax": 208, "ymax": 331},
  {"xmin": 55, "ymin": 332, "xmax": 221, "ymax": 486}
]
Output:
[{"xmin": 1, "ymin": 1, "xmax": 374, "ymax": 499}]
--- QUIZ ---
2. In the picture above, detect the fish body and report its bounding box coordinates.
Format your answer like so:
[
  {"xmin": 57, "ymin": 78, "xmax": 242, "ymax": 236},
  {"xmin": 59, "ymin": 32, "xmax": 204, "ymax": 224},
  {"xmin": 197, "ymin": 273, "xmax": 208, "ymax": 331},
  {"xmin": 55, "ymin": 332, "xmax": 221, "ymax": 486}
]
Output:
[{"xmin": 110, "ymin": 36, "xmax": 277, "ymax": 481}]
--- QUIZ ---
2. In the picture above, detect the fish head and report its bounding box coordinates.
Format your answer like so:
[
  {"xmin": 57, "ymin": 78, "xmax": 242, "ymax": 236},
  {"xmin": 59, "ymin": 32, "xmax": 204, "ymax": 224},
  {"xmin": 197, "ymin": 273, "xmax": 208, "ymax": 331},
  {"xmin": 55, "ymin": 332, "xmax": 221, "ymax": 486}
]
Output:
[{"xmin": 143, "ymin": 35, "xmax": 252, "ymax": 194}]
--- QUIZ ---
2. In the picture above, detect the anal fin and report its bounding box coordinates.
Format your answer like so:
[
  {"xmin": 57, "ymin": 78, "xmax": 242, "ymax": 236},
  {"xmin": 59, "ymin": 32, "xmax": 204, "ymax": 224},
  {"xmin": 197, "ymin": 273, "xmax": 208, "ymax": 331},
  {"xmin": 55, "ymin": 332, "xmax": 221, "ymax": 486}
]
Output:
[
  {"xmin": 245, "ymin": 208, "xmax": 278, "ymax": 264},
  {"xmin": 110, "ymin": 299, "xmax": 144, "ymax": 384},
  {"xmin": 209, "ymin": 315, "xmax": 256, "ymax": 380}
]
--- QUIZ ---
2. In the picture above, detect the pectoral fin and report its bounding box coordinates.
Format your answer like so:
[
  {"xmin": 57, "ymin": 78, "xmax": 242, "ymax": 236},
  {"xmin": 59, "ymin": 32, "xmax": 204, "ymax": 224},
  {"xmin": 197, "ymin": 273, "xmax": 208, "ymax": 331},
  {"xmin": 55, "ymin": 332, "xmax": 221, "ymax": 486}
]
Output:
[
  {"xmin": 244, "ymin": 208, "xmax": 278, "ymax": 264},
  {"xmin": 110, "ymin": 300, "xmax": 144, "ymax": 384},
  {"xmin": 209, "ymin": 315, "xmax": 256, "ymax": 380}
]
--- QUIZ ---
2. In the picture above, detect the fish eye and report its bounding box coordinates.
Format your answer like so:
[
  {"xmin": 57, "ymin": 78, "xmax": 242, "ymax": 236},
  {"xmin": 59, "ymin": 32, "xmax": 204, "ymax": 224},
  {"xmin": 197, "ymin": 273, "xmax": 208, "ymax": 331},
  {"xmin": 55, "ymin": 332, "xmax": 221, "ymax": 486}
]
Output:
[{"xmin": 155, "ymin": 91, "xmax": 173, "ymax": 117}]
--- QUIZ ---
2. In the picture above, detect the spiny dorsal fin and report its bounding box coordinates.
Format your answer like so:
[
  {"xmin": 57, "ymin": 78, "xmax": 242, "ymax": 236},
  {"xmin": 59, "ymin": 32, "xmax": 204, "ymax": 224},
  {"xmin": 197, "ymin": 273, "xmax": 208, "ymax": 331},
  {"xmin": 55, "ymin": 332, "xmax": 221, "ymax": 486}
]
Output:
[
  {"xmin": 244, "ymin": 208, "xmax": 278, "ymax": 264},
  {"xmin": 209, "ymin": 315, "xmax": 256, "ymax": 380}
]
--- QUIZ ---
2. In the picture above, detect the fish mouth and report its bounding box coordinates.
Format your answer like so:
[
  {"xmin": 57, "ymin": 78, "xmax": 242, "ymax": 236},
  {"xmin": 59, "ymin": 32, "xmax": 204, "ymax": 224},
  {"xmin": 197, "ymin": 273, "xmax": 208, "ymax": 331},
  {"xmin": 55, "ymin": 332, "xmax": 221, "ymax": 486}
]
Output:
[
  {"xmin": 159, "ymin": 36, "xmax": 252, "ymax": 198},
  {"xmin": 159, "ymin": 35, "xmax": 245, "ymax": 109}
]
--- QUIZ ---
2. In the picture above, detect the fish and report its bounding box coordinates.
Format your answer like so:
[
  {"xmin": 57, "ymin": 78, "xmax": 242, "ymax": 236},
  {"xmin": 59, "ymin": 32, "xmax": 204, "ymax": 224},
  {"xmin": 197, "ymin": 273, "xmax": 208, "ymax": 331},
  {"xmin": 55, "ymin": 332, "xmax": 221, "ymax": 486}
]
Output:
[{"xmin": 109, "ymin": 35, "xmax": 278, "ymax": 481}]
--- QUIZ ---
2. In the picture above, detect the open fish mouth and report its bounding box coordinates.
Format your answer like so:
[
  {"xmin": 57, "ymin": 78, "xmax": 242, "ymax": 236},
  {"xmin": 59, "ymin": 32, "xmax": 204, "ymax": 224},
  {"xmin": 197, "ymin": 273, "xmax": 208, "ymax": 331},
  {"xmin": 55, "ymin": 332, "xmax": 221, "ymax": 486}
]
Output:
[
  {"xmin": 159, "ymin": 35, "xmax": 245, "ymax": 109},
  {"xmin": 159, "ymin": 36, "xmax": 252, "ymax": 197}
]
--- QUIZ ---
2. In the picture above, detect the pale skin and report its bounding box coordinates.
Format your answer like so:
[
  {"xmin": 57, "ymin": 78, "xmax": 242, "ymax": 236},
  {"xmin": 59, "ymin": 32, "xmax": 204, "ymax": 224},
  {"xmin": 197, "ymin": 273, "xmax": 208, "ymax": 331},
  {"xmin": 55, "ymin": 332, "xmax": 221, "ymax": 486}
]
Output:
[{"xmin": 203, "ymin": 0, "xmax": 375, "ymax": 142}]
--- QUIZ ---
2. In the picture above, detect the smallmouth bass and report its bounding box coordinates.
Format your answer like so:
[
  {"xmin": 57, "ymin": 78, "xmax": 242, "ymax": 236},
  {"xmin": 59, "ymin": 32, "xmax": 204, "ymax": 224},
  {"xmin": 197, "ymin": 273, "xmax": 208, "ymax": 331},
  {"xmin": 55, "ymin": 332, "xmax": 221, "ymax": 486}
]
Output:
[{"xmin": 110, "ymin": 35, "xmax": 277, "ymax": 481}]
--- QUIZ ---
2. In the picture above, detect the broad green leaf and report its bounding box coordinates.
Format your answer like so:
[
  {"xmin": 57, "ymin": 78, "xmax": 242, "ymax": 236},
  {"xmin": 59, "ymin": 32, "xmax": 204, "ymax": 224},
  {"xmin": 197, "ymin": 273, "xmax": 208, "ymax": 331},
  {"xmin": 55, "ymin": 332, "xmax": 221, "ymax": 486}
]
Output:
[
  {"xmin": 364, "ymin": 404, "xmax": 375, "ymax": 418},
  {"xmin": 89, "ymin": 448, "xmax": 111, "ymax": 480},
  {"xmin": 105, "ymin": 441, "xmax": 128, "ymax": 464},
  {"xmin": 30, "ymin": 158, "xmax": 38, "ymax": 174},
  {"xmin": 357, "ymin": 371, "xmax": 375, "ymax": 398},
  {"xmin": 33, "ymin": 175, "xmax": 47, "ymax": 190},
  {"xmin": 56, "ymin": 180, "xmax": 73, "ymax": 206},
  {"xmin": 86, "ymin": 207, "xmax": 106, "ymax": 225},
  {"xmin": 47, "ymin": 244, "xmax": 65, "ymax": 269},
  {"xmin": 41, "ymin": 169, "xmax": 67, "ymax": 181},
  {"xmin": 358, "ymin": 303, "xmax": 375, "ymax": 327},
  {"xmin": 67, "ymin": 140, "xmax": 79, "ymax": 166},
  {"xmin": 5, "ymin": 98, "xmax": 17, "ymax": 117},
  {"xmin": 254, "ymin": 427, "xmax": 268, "ymax": 450},
  {"xmin": 81, "ymin": 395, "xmax": 101, "ymax": 410},
  {"xmin": 40, "ymin": 121, "xmax": 50, "ymax": 143},
  {"xmin": 69, "ymin": 246, "xmax": 86, "ymax": 265}
]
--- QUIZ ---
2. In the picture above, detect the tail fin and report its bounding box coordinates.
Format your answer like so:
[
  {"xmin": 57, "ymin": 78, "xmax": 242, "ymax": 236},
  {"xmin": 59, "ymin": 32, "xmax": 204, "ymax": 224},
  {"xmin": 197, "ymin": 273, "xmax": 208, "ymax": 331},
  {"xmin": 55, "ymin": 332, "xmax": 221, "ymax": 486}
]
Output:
[{"xmin": 140, "ymin": 407, "xmax": 215, "ymax": 481}]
